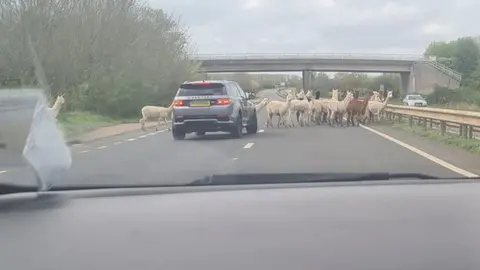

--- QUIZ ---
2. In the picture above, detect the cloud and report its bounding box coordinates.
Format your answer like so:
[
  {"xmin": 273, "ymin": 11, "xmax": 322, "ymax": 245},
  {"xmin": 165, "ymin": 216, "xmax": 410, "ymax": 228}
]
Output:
[{"xmin": 148, "ymin": 0, "xmax": 480, "ymax": 55}]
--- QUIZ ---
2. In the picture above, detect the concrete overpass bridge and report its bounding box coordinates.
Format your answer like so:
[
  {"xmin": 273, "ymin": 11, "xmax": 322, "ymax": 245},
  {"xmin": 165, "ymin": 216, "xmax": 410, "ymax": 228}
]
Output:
[{"xmin": 191, "ymin": 53, "xmax": 462, "ymax": 95}]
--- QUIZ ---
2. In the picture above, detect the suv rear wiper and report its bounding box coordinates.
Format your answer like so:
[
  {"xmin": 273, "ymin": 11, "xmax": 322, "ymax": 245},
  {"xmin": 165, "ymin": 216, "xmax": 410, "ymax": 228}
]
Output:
[{"xmin": 186, "ymin": 173, "xmax": 468, "ymax": 186}]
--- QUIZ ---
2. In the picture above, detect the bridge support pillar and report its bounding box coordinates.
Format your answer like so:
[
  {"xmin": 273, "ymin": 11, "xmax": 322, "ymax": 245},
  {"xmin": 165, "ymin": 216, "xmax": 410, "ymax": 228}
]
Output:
[
  {"xmin": 302, "ymin": 70, "xmax": 312, "ymax": 91},
  {"xmin": 400, "ymin": 72, "xmax": 414, "ymax": 95}
]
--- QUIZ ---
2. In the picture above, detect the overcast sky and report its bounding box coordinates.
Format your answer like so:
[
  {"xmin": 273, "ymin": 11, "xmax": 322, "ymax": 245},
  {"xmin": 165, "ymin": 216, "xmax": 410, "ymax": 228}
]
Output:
[{"xmin": 148, "ymin": 0, "xmax": 478, "ymax": 56}]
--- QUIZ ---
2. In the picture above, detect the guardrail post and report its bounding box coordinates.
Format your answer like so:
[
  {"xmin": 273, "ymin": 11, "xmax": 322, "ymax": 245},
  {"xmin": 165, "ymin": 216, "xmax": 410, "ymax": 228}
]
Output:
[
  {"xmin": 422, "ymin": 118, "xmax": 427, "ymax": 130},
  {"xmin": 440, "ymin": 121, "xmax": 446, "ymax": 135},
  {"xmin": 468, "ymin": 126, "xmax": 473, "ymax": 139},
  {"xmin": 429, "ymin": 118, "xmax": 433, "ymax": 128},
  {"xmin": 459, "ymin": 124, "xmax": 464, "ymax": 137},
  {"xmin": 409, "ymin": 116, "xmax": 413, "ymax": 126}
]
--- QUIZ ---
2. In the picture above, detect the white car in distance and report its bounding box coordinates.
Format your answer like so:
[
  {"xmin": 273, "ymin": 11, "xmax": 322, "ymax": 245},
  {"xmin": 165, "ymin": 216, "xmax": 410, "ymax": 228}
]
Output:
[{"xmin": 403, "ymin": 94, "xmax": 427, "ymax": 107}]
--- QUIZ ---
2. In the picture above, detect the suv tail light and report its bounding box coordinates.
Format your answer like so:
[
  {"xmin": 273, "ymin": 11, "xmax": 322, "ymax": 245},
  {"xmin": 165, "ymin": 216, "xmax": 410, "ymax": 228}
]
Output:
[
  {"xmin": 215, "ymin": 99, "xmax": 231, "ymax": 105},
  {"xmin": 173, "ymin": 100, "xmax": 185, "ymax": 107}
]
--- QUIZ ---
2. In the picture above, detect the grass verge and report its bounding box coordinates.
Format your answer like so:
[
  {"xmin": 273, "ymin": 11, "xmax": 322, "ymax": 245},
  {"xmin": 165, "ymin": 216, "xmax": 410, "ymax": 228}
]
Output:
[
  {"xmin": 377, "ymin": 119, "xmax": 480, "ymax": 155},
  {"xmin": 57, "ymin": 111, "xmax": 136, "ymax": 140}
]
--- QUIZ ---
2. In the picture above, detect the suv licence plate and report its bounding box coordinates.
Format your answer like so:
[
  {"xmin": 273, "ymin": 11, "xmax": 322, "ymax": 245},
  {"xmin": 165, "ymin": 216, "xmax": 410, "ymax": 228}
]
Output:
[{"xmin": 190, "ymin": 100, "xmax": 210, "ymax": 107}]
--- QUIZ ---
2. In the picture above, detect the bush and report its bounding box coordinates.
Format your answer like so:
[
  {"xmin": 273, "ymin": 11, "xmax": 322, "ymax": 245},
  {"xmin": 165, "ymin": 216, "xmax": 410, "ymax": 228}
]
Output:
[{"xmin": 426, "ymin": 86, "xmax": 480, "ymax": 107}]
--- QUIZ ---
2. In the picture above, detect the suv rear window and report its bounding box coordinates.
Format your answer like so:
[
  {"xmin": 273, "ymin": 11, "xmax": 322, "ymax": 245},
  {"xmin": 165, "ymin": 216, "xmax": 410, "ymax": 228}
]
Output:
[
  {"xmin": 177, "ymin": 82, "xmax": 227, "ymax": 96},
  {"xmin": 408, "ymin": 95, "xmax": 423, "ymax": 100}
]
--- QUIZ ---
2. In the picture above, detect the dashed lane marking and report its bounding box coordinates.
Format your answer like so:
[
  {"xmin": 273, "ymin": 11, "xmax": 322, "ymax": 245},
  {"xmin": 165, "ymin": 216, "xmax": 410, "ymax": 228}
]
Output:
[
  {"xmin": 0, "ymin": 170, "xmax": 6, "ymax": 174},
  {"xmin": 360, "ymin": 124, "xmax": 478, "ymax": 178},
  {"xmin": 244, "ymin": 143, "xmax": 254, "ymax": 149},
  {"xmin": 232, "ymin": 157, "xmax": 238, "ymax": 160},
  {"xmin": 259, "ymin": 129, "xmax": 264, "ymax": 133},
  {"xmin": 73, "ymin": 129, "xmax": 168, "ymax": 154}
]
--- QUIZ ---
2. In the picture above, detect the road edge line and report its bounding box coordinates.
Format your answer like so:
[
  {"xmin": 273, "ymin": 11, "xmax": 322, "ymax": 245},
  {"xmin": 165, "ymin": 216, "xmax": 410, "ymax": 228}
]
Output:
[
  {"xmin": 360, "ymin": 124, "xmax": 478, "ymax": 177},
  {"xmin": 67, "ymin": 121, "xmax": 171, "ymax": 145}
]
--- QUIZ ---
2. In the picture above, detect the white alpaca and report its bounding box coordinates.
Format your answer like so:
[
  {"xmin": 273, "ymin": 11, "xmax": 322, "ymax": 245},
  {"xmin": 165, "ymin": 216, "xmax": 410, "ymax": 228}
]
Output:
[
  {"xmin": 266, "ymin": 94, "xmax": 294, "ymax": 128},
  {"xmin": 139, "ymin": 101, "xmax": 174, "ymax": 131},
  {"xmin": 367, "ymin": 90, "xmax": 393, "ymax": 122},
  {"xmin": 328, "ymin": 90, "xmax": 354, "ymax": 126},
  {"xmin": 289, "ymin": 89, "xmax": 311, "ymax": 127},
  {"xmin": 47, "ymin": 95, "xmax": 65, "ymax": 119},
  {"xmin": 255, "ymin": 98, "xmax": 269, "ymax": 112},
  {"xmin": 370, "ymin": 91, "xmax": 381, "ymax": 101},
  {"xmin": 311, "ymin": 91, "xmax": 337, "ymax": 124}
]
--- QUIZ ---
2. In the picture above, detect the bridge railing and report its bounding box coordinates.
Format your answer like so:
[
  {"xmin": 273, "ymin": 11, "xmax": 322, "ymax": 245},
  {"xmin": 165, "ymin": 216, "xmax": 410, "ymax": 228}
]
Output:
[
  {"xmin": 425, "ymin": 60, "xmax": 462, "ymax": 82},
  {"xmin": 191, "ymin": 53, "xmax": 425, "ymax": 61},
  {"xmin": 193, "ymin": 53, "xmax": 463, "ymax": 81}
]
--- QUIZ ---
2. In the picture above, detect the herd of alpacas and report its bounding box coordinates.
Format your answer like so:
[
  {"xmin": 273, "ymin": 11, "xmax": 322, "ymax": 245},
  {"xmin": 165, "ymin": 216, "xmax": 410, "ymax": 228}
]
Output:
[
  {"xmin": 45, "ymin": 89, "xmax": 393, "ymax": 132},
  {"xmin": 262, "ymin": 88, "xmax": 393, "ymax": 129},
  {"xmin": 137, "ymin": 88, "xmax": 393, "ymax": 131}
]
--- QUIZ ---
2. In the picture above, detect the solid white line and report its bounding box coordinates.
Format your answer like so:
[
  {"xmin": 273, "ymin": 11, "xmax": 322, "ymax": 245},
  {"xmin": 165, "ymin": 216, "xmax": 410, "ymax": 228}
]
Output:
[
  {"xmin": 114, "ymin": 141, "xmax": 122, "ymax": 145},
  {"xmin": 127, "ymin": 138, "xmax": 136, "ymax": 141},
  {"xmin": 79, "ymin": 150, "xmax": 89, "ymax": 153},
  {"xmin": 360, "ymin": 124, "xmax": 478, "ymax": 177},
  {"xmin": 244, "ymin": 143, "xmax": 254, "ymax": 149},
  {"xmin": 0, "ymin": 170, "xmax": 6, "ymax": 174},
  {"xmin": 138, "ymin": 135, "xmax": 147, "ymax": 139},
  {"xmin": 259, "ymin": 129, "xmax": 264, "ymax": 133},
  {"xmin": 96, "ymin": 146, "xmax": 107, "ymax": 149}
]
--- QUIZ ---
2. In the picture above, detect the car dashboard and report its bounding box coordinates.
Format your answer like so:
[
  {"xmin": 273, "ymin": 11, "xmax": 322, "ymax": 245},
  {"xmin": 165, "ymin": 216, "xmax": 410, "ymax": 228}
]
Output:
[{"xmin": 1, "ymin": 179, "xmax": 480, "ymax": 270}]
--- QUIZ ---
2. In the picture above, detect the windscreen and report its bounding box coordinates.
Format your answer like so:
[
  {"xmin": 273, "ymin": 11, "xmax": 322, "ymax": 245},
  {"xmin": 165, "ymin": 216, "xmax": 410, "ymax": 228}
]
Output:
[
  {"xmin": 0, "ymin": 0, "xmax": 475, "ymax": 197},
  {"xmin": 177, "ymin": 83, "xmax": 226, "ymax": 96}
]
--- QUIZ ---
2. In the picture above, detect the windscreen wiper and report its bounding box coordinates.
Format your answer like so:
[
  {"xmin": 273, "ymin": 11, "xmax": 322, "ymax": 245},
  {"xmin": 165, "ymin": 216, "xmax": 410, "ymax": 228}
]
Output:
[
  {"xmin": 186, "ymin": 172, "xmax": 458, "ymax": 186},
  {"xmin": 0, "ymin": 183, "xmax": 38, "ymax": 195}
]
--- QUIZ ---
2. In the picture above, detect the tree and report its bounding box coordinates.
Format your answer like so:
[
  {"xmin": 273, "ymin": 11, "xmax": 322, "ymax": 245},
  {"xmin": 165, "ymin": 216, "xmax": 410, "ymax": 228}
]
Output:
[
  {"xmin": 424, "ymin": 37, "xmax": 480, "ymax": 86},
  {"xmin": 0, "ymin": 0, "xmax": 199, "ymax": 118},
  {"xmin": 452, "ymin": 37, "xmax": 479, "ymax": 83}
]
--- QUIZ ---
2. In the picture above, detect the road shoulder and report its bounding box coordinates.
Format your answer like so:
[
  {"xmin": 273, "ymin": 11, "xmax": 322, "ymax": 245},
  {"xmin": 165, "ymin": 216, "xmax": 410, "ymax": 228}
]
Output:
[{"xmin": 367, "ymin": 124, "xmax": 480, "ymax": 177}]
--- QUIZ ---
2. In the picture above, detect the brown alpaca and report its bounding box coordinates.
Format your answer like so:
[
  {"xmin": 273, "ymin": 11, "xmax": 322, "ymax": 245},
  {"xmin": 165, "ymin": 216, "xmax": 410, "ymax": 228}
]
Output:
[{"xmin": 346, "ymin": 91, "xmax": 373, "ymax": 127}]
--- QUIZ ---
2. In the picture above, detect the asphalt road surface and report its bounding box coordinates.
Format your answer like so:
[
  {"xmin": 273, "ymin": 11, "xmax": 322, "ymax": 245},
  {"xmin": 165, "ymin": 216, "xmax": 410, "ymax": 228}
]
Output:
[{"xmin": 0, "ymin": 89, "xmax": 465, "ymax": 188}]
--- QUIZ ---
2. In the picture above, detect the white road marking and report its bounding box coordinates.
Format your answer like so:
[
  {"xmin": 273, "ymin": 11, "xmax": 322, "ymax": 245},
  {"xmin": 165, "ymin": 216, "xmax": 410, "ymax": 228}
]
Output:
[
  {"xmin": 114, "ymin": 141, "xmax": 122, "ymax": 145},
  {"xmin": 259, "ymin": 129, "xmax": 264, "ymax": 133},
  {"xmin": 79, "ymin": 150, "xmax": 89, "ymax": 153},
  {"xmin": 96, "ymin": 146, "xmax": 107, "ymax": 149},
  {"xmin": 244, "ymin": 143, "xmax": 254, "ymax": 149},
  {"xmin": 232, "ymin": 157, "xmax": 238, "ymax": 160},
  {"xmin": 138, "ymin": 135, "xmax": 147, "ymax": 139},
  {"xmin": 361, "ymin": 124, "xmax": 478, "ymax": 177},
  {"xmin": 127, "ymin": 138, "xmax": 136, "ymax": 141},
  {"xmin": 0, "ymin": 170, "xmax": 6, "ymax": 174}
]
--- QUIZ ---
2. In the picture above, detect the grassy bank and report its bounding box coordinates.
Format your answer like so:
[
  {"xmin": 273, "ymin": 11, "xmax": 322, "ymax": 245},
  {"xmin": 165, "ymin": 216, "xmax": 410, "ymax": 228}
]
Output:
[
  {"xmin": 57, "ymin": 111, "xmax": 136, "ymax": 139},
  {"xmin": 378, "ymin": 119, "xmax": 480, "ymax": 155}
]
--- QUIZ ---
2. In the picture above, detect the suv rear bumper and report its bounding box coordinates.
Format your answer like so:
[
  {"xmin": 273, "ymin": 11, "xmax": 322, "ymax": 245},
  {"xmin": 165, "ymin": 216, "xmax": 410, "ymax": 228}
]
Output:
[{"xmin": 174, "ymin": 119, "xmax": 236, "ymax": 133}]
